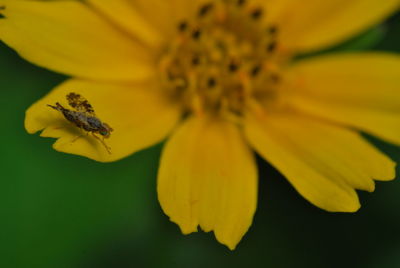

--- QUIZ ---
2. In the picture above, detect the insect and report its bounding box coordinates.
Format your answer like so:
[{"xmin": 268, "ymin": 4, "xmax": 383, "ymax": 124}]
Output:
[{"xmin": 47, "ymin": 92, "xmax": 113, "ymax": 154}]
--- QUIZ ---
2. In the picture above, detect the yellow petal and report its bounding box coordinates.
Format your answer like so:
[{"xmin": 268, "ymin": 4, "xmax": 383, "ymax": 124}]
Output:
[
  {"xmin": 0, "ymin": 0, "xmax": 155, "ymax": 81},
  {"xmin": 245, "ymin": 111, "xmax": 395, "ymax": 212},
  {"xmin": 94, "ymin": 0, "xmax": 199, "ymax": 40},
  {"xmin": 287, "ymin": 53, "xmax": 400, "ymax": 145},
  {"xmin": 270, "ymin": 0, "xmax": 400, "ymax": 52},
  {"xmin": 169, "ymin": 0, "xmax": 198, "ymax": 21},
  {"xmin": 132, "ymin": 0, "xmax": 208, "ymax": 36},
  {"xmin": 25, "ymin": 79, "xmax": 181, "ymax": 162},
  {"xmin": 117, "ymin": 0, "xmax": 217, "ymax": 38},
  {"xmin": 157, "ymin": 115, "xmax": 257, "ymax": 250},
  {"xmin": 87, "ymin": 0, "xmax": 164, "ymax": 48}
]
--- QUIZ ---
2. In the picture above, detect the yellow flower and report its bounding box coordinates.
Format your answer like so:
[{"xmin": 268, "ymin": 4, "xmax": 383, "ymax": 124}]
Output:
[{"xmin": 1, "ymin": 0, "xmax": 399, "ymax": 249}]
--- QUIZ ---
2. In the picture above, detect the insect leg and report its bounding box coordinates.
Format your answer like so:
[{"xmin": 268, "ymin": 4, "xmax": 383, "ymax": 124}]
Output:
[
  {"xmin": 71, "ymin": 135, "xmax": 83, "ymax": 143},
  {"xmin": 69, "ymin": 127, "xmax": 88, "ymax": 144},
  {"xmin": 92, "ymin": 133, "xmax": 111, "ymax": 154}
]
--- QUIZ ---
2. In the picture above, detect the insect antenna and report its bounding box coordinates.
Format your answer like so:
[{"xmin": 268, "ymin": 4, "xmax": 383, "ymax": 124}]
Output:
[{"xmin": 47, "ymin": 102, "xmax": 65, "ymax": 111}]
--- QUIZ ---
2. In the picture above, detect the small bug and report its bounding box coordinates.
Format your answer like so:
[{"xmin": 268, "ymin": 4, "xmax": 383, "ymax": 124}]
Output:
[{"xmin": 48, "ymin": 92, "xmax": 113, "ymax": 154}]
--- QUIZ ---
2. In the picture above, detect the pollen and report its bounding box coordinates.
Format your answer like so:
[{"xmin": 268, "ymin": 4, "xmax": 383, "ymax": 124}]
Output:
[{"xmin": 159, "ymin": 0, "xmax": 284, "ymax": 120}]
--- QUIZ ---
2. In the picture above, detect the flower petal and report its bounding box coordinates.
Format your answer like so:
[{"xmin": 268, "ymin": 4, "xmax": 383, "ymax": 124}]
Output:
[
  {"xmin": 25, "ymin": 79, "xmax": 181, "ymax": 162},
  {"xmin": 157, "ymin": 115, "xmax": 257, "ymax": 250},
  {"xmin": 0, "ymin": 0, "xmax": 155, "ymax": 81},
  {"xmin": 169, "ymin": 0, "xmax": 198, "ymax": 21},
  {"xmin": 88, "ymin": 0, "xmax": 202, "ymax": 42},
  {"xmin": 268, "ymin": 0, "xmax": 400, "ymax": 52},
  {"xmin": 86, "ymin": 0, "xmax": 165, "ymax": 48},
  {"xmin": 287, "ymin": 53, "xmax": 400, "ymax": 145},
  {"xmin": 245, "ymin": 111, "xmax": 395, "ymax": 212}
]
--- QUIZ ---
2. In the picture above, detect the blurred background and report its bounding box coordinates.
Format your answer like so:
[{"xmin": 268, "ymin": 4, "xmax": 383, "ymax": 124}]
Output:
[{"xmin": 1, "ymin": 13, "xmax": 399, "ymax": 268}]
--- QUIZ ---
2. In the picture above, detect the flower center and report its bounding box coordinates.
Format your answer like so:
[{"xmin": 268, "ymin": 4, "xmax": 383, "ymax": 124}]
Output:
[{"xmin": 159, "ymin": 0, "xmax": 284, "ymax": 120}]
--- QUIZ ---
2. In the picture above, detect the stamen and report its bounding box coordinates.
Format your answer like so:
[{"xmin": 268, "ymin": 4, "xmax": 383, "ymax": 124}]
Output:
[
  {"xmin": 198, "ymin": 3, "xmax": 214, "ymax": 17},
  {"xmin": 192, "ymin": 28, "xmax": 202, "ymax": 40},
  {"xmin": 191, "ymin": 55, "xmax": 201, "ymax": 66},
  {"xmin": 250, "ymin": 7, "xmax": 263, "ymax": 20},
  {"xmin": 207, "ymin": 77, "xmax": 217, "ymax": 88},
  {"xmin": 178, "ymin": 21, "xmax": 189, "ymax": 32},
  {"xmin": 228, "ymin": 61, "xmax": 239, "ymax": 72},
  {"xmin": 250, "ymin": 65, "xmax": 261, "ymax": 77},
  {"xmin": 160, "ymin": 0, "xmax": 283, "ymax": 119},
  {"xmin": 267, "ymin": 25, "xmax": 278, "ymax": 35},
  {"xmin": 266, "ymin": 41, "xmax": 277, "ymax": 52},
  {"xmin": 237, "ymin": 0, "xmax": 246, "ymax": 7}
]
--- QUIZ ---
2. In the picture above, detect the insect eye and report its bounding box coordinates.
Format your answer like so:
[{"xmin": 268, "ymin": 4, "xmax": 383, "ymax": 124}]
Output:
[{"xmin": 100, "ymin": 130, "xmax": 107, "ymax": 136}]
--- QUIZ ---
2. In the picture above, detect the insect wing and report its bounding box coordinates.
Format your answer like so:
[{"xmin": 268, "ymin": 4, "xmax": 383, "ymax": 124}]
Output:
[{"xmin": 66, "ymin": 92, "xmax": 96, "ymax": 116}]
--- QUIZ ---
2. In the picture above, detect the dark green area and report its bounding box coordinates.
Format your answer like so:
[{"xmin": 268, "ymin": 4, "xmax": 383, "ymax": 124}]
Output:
[{"xmin": 1, "ymin": 13, "xmax": 399, "ymax": 268}]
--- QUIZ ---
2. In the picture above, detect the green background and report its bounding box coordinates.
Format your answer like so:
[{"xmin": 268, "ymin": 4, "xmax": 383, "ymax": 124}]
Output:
[{"xmin": 1, "ymin": 14, "xmax": 399, "ymax": 268}]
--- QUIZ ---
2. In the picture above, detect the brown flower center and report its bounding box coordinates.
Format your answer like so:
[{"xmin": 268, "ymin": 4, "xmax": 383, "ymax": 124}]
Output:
[{"xmin": 159, "ymin": 0, "xmax": 285, "ymax": 120}]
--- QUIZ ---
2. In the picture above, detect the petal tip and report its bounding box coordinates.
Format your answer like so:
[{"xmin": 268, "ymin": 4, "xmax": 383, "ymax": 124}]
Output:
[
  {"xmin": 24, "ymin": 112, "xmax": 40, "ymax": 134},
  {"xmin": 341, "ymin": 199, "xmax": 361, "ymax": 213},
  {"xmin": 366, "ymin": 182, "xmax": 376, "ymax": 193},
  {"xmin": 387, "ymin": 161, "xmax": 397, "ymax": 181},
  {"xmin": 176, "ymin": 221, "xmax": 198, "ymax": 235},
  {"xmin": 319, "ymin": 193, "xmax": 361, "ymax": 213},
  {"xmin": 215, "ymin": 233, "xmax": 240, "ymax": 251},
  {"xmin": 375, "ymin": 158, "xmax": 397, "ymax": 182}
]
